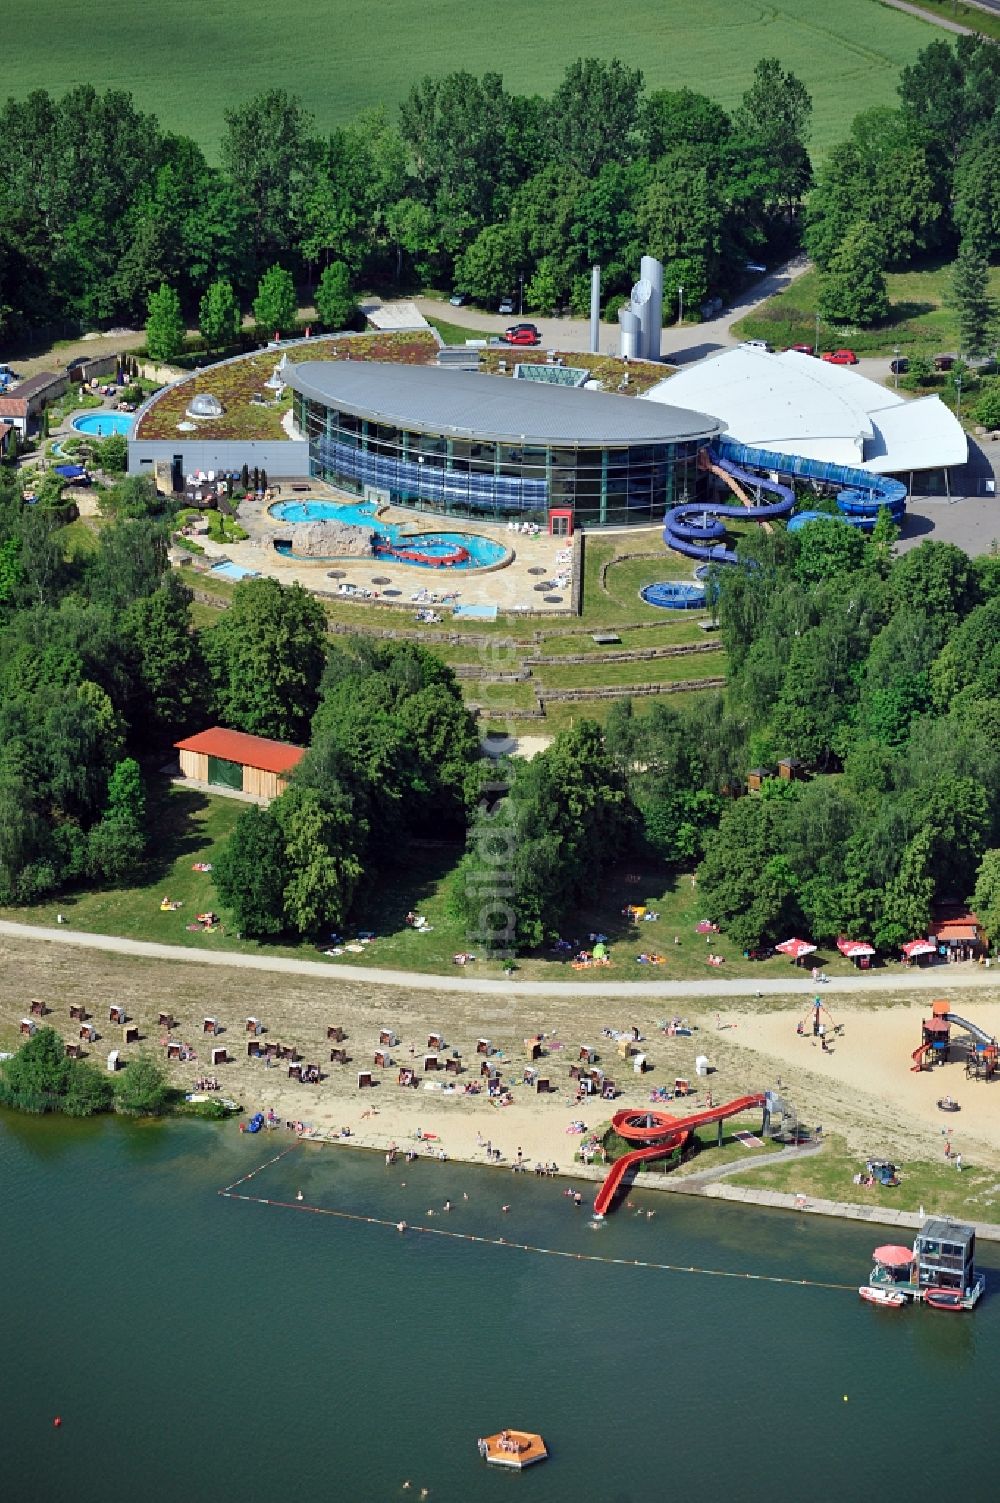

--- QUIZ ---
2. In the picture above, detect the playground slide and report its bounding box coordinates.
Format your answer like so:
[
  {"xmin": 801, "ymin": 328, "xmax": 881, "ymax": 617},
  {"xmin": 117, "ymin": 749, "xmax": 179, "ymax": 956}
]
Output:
[
  {"xmin": 593, "ymin": 1093, "xmax": 767, "ymax": 1217},
  {"xmin": 663, "ymin": 439, "xmax": 908, "ymax": 566},
  {"xmin": 945, "ymin": 1013, "xmax": 996, "ymax": 1047},
  {"xmin": 911, "ymin": 1043, "xmax": 933, "ymax": 1072}
]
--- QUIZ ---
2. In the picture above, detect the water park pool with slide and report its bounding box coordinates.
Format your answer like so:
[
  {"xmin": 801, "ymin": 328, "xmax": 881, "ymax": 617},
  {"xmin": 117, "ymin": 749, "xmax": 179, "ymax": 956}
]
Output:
[
  {"xmin": 269, "ymin": 497, "xmax": 508, "ymax": 570},
  {"xmin": 71, "ymin": 412, "xmax": 134, "ymax": 438}
]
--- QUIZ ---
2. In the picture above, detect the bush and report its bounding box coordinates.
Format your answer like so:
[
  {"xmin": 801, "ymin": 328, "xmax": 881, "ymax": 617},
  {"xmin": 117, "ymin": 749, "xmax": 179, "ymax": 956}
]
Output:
[
  {"xmin": 113, "ymin": 1054, "xmax": 170, "ymax": 1116},
  {"xmin": 973, "ymin": 383, "xmax": 1000, "ymax": 430}
]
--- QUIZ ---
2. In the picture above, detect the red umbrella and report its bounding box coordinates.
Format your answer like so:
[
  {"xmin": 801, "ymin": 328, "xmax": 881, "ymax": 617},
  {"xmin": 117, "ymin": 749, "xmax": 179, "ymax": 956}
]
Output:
[
  {"xmin": 872, "ymin": 1244, "xmax": 913, "ymax": 1266},
  {"xmin": 837, "ymin": 939, "xmax": 875, "ymax": 959},
  {"xmin": 901, "ymin": 938, "xmax": 937, "ymax": 960},
  {"xmin": 775, "ymin": 937, "xmax": 817, "ymax": 961}
]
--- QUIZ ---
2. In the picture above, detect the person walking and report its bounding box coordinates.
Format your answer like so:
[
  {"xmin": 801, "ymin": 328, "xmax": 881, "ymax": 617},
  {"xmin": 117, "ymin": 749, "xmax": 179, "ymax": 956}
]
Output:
[{"xmin": 956, "ymin": 1153, "xmax": 963, "ymax": 1173}]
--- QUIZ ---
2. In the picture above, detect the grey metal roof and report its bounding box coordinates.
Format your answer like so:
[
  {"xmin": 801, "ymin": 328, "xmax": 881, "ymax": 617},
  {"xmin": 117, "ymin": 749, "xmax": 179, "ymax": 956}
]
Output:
[{"xmin": 288, "ymin": 361, "xmax": 722, "ymax": 448}]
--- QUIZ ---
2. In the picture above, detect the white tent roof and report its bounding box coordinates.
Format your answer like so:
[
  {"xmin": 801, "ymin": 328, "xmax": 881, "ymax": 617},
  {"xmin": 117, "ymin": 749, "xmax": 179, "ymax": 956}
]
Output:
[{"xmin": 643, "ymin": 347, "xmax": 967, "ymax": 473}]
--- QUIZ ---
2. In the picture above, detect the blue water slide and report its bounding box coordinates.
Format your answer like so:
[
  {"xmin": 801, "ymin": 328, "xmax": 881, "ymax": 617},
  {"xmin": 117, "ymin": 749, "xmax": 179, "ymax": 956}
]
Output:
[
  {"xmin": 662, "ymin": 440, "xmax": 908, "ymax": 565},
  {"xmin": 663, "ymin": 446, "xmax": 795, "ymax": 564}
]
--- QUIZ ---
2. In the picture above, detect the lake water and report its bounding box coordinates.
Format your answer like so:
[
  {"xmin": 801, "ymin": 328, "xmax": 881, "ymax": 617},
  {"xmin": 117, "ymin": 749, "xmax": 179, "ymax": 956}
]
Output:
[{"xmin": 4, "ymin": 1112, "xmax": 998, "ymax": 1503}]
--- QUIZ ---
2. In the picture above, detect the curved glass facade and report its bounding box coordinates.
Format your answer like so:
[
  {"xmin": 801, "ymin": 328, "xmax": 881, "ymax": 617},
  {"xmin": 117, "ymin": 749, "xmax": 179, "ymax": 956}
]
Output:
[{"xmin": 295, "ymin": 395, "xmax": 704, "ymax": 528}]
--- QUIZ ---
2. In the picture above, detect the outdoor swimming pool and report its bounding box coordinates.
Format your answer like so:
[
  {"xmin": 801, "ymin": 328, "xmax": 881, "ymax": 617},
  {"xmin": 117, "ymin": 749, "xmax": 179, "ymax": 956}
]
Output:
[
  {"xmin": 72, "ymin": 412, "xmax": 134, "ymax": 437},
  {"xmin": 269, "ymin": 497, "xmax": 508, "ymax": 570}
]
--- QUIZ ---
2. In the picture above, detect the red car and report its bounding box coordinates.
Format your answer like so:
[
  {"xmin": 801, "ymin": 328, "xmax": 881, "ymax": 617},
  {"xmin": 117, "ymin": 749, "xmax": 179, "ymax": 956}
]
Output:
[
  {"xmin": 821, "ymin": 348, "xmax": 858, "ymax": 365},
  {"xmin": 787, "ymin": 343, "xmax": 815, "ymax": 355},
  {"xmin": 502, "ymin": 327, "xmax": 542, "ymax": 346}
]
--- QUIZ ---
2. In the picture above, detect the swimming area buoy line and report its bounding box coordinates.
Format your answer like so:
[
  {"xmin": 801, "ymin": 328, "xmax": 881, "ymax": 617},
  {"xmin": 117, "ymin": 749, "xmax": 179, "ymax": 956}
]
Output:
[{"xmin": 217, "ymin": 1145, "xmax": 855, "ymax": 1295}]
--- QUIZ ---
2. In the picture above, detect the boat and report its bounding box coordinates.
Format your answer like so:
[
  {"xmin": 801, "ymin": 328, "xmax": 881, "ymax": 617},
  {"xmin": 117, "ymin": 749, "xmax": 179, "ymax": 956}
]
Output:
[
  {"xmin": 859, "ymin": 1285, "xmax": 908, "ymax": 1307},
  {"xmin": 924, "ymin": 1288, "xmax": 967, "ymax": 1311}
]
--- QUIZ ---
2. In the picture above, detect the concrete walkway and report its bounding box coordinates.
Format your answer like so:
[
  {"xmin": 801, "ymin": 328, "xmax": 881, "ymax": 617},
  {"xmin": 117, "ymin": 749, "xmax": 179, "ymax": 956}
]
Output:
[{"xmin": 1, "ymin": 918, "xmax": 997, "ymax": 999}]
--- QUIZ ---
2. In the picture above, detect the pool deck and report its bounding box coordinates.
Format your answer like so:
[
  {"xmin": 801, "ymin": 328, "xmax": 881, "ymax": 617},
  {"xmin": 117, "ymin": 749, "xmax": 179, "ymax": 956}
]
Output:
[{"xmin": 187, "ymin": 480, "xmax": 574, "ymax": 613}]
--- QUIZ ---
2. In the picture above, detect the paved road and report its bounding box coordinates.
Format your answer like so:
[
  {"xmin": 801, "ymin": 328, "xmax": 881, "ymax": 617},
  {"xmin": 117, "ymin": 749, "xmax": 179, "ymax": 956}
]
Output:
[
  {"xmin": 2, "ymin": 918, "xmax": 997, "ymax": 999},
  {"xmin": 881, "ymin": 0, "xmax": 974, "ymax": 33},
  {"xmin": 414, "ymin": 257, "xmax": 812, "ymax": 367}
]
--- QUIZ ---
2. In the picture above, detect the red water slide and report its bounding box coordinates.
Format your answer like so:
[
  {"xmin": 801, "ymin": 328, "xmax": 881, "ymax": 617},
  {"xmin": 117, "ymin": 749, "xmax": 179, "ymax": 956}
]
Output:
[
  {"xmin": 592, "ymin": 1093, "xmax": 766, "ymax": 1217},
  {"xmin": 911, "ymin": 1043, "xmax": 933, "ymax": 1073}
]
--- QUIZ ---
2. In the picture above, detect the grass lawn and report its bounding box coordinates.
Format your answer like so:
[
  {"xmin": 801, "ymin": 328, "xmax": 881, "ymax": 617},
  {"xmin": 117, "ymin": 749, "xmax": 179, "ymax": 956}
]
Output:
[
  {"xmin": 1, "ymin": 783, "xmax": 893, "ymax": 982},
  {"xmin": 733, "ymin": 259, "xmax": 1000, "ymax": 362},
  {"xmin": 426, "ymin": 316, "xmax": 492, "ymax": 346},
  {"xmin": 738, "ymin": 1134, "xmax": 1000, "ymax": 1221},
  {"xmin": 536, "ymin": 650, "xmax": 724, "ymax": 690},
  {"xmin": 7, "ymin": 0, "xmax": 936, "ymax": 156}
]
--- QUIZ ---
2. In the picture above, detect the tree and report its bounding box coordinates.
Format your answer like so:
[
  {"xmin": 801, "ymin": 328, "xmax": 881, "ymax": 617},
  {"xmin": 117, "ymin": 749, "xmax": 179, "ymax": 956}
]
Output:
[
  {"xmin": 252, "ymin": 264, "xmax": 297, "ymax": 335},
  {"xmin": 202, "ymin": 577, "xmax": 327, "ymax": 742},
  {"xmin": 122, "ymin": 573, "xmax": 205, "ymax": 740},
  {"xmin": 819, "ymin": 222, "xmax": 889, "ymax": 326},
  {"xmin": 973, "ymin": 383, "xmax": 1000, "ymax": 430},
  {"xmin": 950, "ymin": 240, "xmax": 995, "ymax": 357},
  {"xmin": 98, "ymin": 432, "xmax": 128, "ymax": 473},
  {"xmin": 889, "ymin": 541, "xmax": 981, "ymax": 627},
  {"xmin": 198, "ymin": 277, "xmax": 241, "ymax": 350},
  {"xmin": 113, "ymin": 1053, "xmax": 170, "ymax": 1116},
  {"xmin": 314, "ymin": 261, "xmax": 357, "ymax": 331},
  {"xmin": 88, "ymin": 518, "xmax": 168, "ymax": 612},
  {"xmin": 273, "ymin": 784, "xmax": 363, "ymax": 936},
  {"xmin": 698, "ymin": 797, "xmax": 802, "ymax": 952},
  {"xmin": 215, "ymin": 803, "xmax": 289, "ymax": 937},
  {"xmin": 63, "ymin": 1061, "xmax": 113, "ymax": 1117},
  {"xmin": 220, "ymin": 90, "xmax": 316, "ymax": 263},
  {"xmin": 87, "ymin": 754, "xmax": 147, "ymax": 882},
  {"xmin": 144, "ymin": 282, "xmax": 184, "ymax": 362},
  {"xmin": 454, "ymin": 224, "xmax": 524, "ymax": 306},
  {"xmin": 547, "ymin": 59, "xmax": 644, "ymax": 176},
  {"xmin": 972, "ymin": 849, "xmax": 1000, "ymax": 952},
  {"xmin": 0, "ymin": 1026, "xmax": 70, "ymax": 1111},
  {"xmin": 792, "ymin": 517, "xmax": 866, "ymax": 584},
  {"xmin": 732, "ymin": 57, "xmax": 813, "ymax": 216}
]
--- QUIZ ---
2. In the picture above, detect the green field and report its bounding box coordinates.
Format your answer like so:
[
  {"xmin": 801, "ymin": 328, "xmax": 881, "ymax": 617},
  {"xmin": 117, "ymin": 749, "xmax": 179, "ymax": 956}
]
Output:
[
  {"xmin": 7, "ymin": 0, "xmax": 937, "ymax": 155},
  {"xmin": 734, "ymin": 259, "xmax": 1000, "ymax": 363}
]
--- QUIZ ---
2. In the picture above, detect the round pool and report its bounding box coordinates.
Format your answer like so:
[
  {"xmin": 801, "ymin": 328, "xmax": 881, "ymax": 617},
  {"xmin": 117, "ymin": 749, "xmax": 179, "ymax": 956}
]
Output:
[
  {"xmin": 72, "ymin": 411, "xmax": 134, "ymax": 438},
  {"xmin": 270, "ymin": 497, "xmax": 508, "ymax": 570},
  {"xmin": 641, "ymin": 580, "xmax": 707, "ymax": 610}
]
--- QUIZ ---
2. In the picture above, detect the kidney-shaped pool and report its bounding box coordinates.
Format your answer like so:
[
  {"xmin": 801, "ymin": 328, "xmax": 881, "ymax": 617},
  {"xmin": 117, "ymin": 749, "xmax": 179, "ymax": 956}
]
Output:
[{"xmin": 270, "ymin": 497, "xmax": 508, "ymax": 570}]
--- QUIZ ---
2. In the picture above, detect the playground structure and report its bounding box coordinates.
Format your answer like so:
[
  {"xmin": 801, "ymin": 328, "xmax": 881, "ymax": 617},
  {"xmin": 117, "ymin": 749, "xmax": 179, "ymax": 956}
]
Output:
[
  {"xmin": 910, "ymin": 998, "xmax": 998, "ymax": 1080},
  {"xmin": 593, "ymin": 1092, "xmax": 771, "ymax": 1216},
  {"xmin": 662, "ymin": 439, "xmax": 908, "ymax": 566}
]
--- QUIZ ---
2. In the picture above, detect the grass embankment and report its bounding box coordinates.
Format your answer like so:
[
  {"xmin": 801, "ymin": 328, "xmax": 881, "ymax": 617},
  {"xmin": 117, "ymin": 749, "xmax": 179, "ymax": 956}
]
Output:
[
  {"xmin": 739, "ymin": 1133, "xmax": 1000, "ymax": 1222},
  {"xmin": 4, "ymin": 0, "xmax": 935, "ymax": 155},
  {"xmin": 733, "ymin": 260, "xmax": 1000, "ymax": 366}
]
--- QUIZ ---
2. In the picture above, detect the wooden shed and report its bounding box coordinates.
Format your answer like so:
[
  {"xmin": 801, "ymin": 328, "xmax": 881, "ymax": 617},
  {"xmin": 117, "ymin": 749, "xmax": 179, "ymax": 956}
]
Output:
[
  {"xmin": 778, "ymin": 757, "xmax": 806, "ymax": 782},
  {"xmin": 747, "ymin": 767, "xmax": 772, "ymax": 792},
  {"xmin": 174, "ymin": 726, "xmax": 305, "ymax": 804}
]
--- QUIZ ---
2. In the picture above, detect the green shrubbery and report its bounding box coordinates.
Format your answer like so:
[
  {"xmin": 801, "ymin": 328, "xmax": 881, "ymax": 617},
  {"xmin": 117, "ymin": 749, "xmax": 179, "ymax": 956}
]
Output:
[{"xmin": 0, "ymin": 1027, "xmax": 172, "ymax": 1118}]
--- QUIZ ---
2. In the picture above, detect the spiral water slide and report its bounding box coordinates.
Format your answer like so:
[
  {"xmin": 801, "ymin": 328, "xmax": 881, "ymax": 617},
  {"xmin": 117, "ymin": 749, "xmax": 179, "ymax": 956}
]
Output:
[
  {"xmin": 592, "ymin": 1093, "xmax": 767, "ymax": 1216},
  {"xmin": 663, "ymin": 440, "xmax": 908, "ymax": 565}
]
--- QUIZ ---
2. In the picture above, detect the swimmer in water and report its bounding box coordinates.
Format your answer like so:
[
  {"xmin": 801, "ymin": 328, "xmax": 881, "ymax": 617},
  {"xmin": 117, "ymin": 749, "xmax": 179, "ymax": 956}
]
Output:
[
  {"xmin": 296, "ymin": 1190, "xmax": 303, "ymax": 1201},
  {"xmin": 502, "ymin": 1204, "xmax": 511, "ymax": 1213}
]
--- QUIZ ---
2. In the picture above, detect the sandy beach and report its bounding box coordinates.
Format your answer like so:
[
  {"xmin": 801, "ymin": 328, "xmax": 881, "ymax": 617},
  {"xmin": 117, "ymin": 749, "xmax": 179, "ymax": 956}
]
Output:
[{"xmin": 3, "ymin": 933, "xmax": 1000, "ymax": 1184}]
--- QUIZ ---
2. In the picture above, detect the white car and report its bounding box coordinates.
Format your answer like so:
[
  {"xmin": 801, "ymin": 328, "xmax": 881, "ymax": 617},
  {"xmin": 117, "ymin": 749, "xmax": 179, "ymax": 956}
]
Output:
[{"xmin": 740, "ymin": 339, "xmax": 771, "ymax": 352}]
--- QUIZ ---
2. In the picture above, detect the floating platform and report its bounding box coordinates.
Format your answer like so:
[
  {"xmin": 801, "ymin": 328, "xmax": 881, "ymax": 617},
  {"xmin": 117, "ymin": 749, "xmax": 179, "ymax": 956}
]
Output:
[{"xmin": 481, "ymin": 1430, "xmax": 548, "ymax": 1468}]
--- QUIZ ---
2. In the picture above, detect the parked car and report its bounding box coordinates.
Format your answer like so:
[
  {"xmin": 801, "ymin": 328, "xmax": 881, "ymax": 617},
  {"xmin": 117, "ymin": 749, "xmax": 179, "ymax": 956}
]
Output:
[
  {"xmin": 934, "ymin": 353, "xmax": 957, "ymax": 372},
  {"xmin": 889, "ymin": 356, "xmax": 909, "ymax": 376},
  {"xmin": 786, "ymin": 343, "xmax": 815, "ymax": 355},
  {"xmin": 505, "ymin": 322, "xmax": 540, "ymax": 337},
  {"xmin": 449, "ymin": 291, "xmax": 469, "ymax": 307},
  {"xmin": 822, "ymin": 348, "xmax": 858, "ymax": 365},
  {"xmin": 502, "ymin": 328, "xmax": 542, "ymax": 346},
  {"xmin": 498, "ymin": 296, "xmax": 516, "ymax": 314},
  {"xmin": 740, "ymin": 338, "xmax": 772, "ymax": 352},
  {"xmin": 745, "ymin": 261, "xmax": 767, "ymax": 275}
]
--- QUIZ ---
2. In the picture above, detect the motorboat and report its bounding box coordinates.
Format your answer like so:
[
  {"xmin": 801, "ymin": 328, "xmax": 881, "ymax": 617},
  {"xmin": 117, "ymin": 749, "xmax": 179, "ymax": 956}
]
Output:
[
  {"xmin": 859, "ymin": 1284, "xmax": 908, "ymax": 1307},
  {"xmin": 924, "ymin": 1288, "xmax": 967, "ymax": 1311}
]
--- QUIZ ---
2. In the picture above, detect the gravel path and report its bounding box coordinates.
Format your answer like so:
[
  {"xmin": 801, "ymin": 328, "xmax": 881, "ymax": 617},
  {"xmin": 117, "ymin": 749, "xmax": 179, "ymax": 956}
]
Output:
[{"xmin": 1, "ymin": 918, "xmax": 995, "ymax": 999}]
